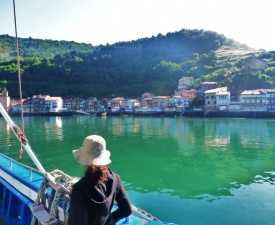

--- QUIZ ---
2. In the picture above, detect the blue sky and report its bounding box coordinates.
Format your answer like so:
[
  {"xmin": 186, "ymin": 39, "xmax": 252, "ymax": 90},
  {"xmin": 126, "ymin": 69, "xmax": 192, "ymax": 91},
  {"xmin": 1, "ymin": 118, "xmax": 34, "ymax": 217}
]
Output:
[{"xmin": 1, "ymin": 0, "xmax": 274, "ymax": 51}]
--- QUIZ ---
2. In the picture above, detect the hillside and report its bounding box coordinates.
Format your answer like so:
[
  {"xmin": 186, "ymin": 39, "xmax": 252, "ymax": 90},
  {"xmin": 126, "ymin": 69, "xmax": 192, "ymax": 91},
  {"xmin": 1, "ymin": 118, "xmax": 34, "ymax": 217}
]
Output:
[
  {"xmin": 0, "ymin": 34, "xmax": 95, "ymax": 59},
  {"xmin": 0, "ymin": 29, "xmax": 274, "ymax": 99}
]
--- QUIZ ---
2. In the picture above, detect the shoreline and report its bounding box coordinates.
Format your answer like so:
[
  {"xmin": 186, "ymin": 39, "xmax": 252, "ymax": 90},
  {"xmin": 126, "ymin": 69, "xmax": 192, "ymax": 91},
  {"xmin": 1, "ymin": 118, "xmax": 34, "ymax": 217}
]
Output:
[
  {"xmin": 8, "ymin": 111, "xmax": 74, "ymax": 117},
  {"xmin": 5, "ymin": 110, "xmax": 275, "ymax": 119},
  {"xmin": 97, "ymin": 110, "xmax": 275, "ymax": 119}
]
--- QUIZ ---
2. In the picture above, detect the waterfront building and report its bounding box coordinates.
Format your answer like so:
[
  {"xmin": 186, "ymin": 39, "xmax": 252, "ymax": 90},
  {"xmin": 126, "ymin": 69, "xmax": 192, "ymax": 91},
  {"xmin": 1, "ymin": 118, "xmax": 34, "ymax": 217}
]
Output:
[
  {"xmin": 117, "ymin": 99, "xmax": 141, "ymax": 112},
  {"xmin": 141, "ymin": 97, "xmax": 153, "ymax": 107},
  {"xmin": 140, "ymin": 93, "xmax": 156, "ymax": 107},
  {"xmin": 215, "ymin": 87, "xmax": 230, "ymax": 110},
  {"xmin": 204, "ymin": 87, "xmax": 218, "ymax": 110},
  {"xmin": 196, "ymin": 82, "xmax": 218, "ymax": 98},
  {"xmin": 11, "ymin": 103, "xmax": 21, "ymax": 113},
  {"xmin": 108, "ymin": 97, "xmax": 125, "ymax": 109},
  {"xmin": 141, "ymin": 98, "xmax": 152, "ymax": 107},
  {"xmin": 72, "ymin": 98, "xmax": 85, "ymax": 110},
  {"xmin": 168, "ymin": 95, "xmax": 190, "ymax": 108},
  {"xmin": 174, "ymin": 89, "xmax": 196, "ymax": 101},
  {"xmin": 124, "ymin": 99, "xmax": 140, "ymax": 111},
  {"xmin": 63, "ymin": 97, "xmax": 86, "ymax": 110},
  {"xmin": 31, "ymin": 95, "xmax": 49, "ymax": 112},
  {"xmin": 85, "ymin": 97, "xmax": 98, "ymax": 112},
  {"xmin": 204, "ymin": 87, "xmax": 229, "ymax": 110},
  {"xmin": 240, "ymin": 90, "xmax": 267, "ymax": 112},
  {"xmin": 21, "ymin": 98, "xmax": 31, "ymax": 112},
  {"xmin": 63, "ymin": 98, "xmax": 73, "ymax": 110},
  {"xmin": 152, "ymin": 96, "xmax": 170, "ymax": 108},
  {"xmin": 45, "ymin": 97, "xmax": 63, "ymax": 112},
  {"xmin": 178, "ymin": 76, "xmax": 194, "ymax": 90},
  {"xmin": 259, "ymin": 89, "xmax": 275, "ymax": 111},
  {"xmin": 19, "ymin": 95, "xmax": 64, "ymax": 113},
  {"xmin": 0, "ymin": 87, "xmax": 10, "ymax": 109},
  {"xmin": 10, "ymin": 100, "xmax": 22, "ymax": 113}
]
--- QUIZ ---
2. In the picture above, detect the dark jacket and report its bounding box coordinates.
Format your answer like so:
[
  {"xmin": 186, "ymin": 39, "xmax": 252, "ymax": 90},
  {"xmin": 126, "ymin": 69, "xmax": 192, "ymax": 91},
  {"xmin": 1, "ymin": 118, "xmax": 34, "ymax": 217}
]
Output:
[{"xmin": 68, "ymin": 169, "xmax": 132, "ymax": 225}]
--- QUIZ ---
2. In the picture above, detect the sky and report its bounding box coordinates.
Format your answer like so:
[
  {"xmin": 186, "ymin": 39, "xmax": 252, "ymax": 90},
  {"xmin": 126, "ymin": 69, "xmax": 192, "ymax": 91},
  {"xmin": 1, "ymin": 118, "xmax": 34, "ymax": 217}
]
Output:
[{"xmin": 1, "ymin": 0, "xmax": 274, "ymax": 51}]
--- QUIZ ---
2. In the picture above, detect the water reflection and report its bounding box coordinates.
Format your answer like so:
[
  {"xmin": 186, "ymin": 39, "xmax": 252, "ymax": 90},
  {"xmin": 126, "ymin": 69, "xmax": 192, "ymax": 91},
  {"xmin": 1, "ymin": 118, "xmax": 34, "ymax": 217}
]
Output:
[
  {"xmin": 45, "ymin": 117, "xmax": 63, "ymax": 140},
  {"xmin": 99, "ymin": 117, "xmax": 275, "ymax": 200},
  {"xmin": 0, "ymin": 119, "xmax": 20, "ymax": 155}
]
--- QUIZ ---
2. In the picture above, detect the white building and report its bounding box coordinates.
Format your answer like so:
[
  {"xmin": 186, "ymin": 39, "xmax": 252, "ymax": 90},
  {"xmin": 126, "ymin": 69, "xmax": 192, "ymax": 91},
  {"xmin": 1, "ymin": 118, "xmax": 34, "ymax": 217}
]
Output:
[
  {"xmin": 196, "ymin": 82, "xmax": 218, "ymax": 97},
  {"xmin": 125, "ymin": 99, "xmax": 140, "ymax": 111},
  {"xmin": 240, "ymin": 90, "xmax": 267, "ymax": 112},
  {"xmin": 178, "ymin": 77, "xmax": 193, "ymax": 90},
  {"xmin": 205, "ymin": 87, "xmax": 230, "ymax": 110},
  {"xmin": 168, "ymin": 96, "xmax": 190, "ymax": 108},
  {"xmin": 45, "ymin": 96, "xmax": 63, "ymax": 112},
  {"xmin": 260, "ymin": 89, "xmax": 275, "ymax": 111},
  {"xmin": 215, "ymin": 87, "xmax": 230, "ymax": 110}
]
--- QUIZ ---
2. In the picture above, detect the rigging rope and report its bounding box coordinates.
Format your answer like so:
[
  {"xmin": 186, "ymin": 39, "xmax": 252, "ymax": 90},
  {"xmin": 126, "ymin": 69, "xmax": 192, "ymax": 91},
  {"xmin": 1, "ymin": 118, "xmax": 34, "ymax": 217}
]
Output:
[{"xmin": 13, "ymin": 0, "xmax": 24, "ymax": 159}]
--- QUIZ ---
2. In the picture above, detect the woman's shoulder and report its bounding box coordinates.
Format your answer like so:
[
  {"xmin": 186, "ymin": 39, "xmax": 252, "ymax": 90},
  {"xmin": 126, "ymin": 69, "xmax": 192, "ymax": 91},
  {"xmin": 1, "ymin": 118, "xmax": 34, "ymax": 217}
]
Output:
[
  {"xmin": 72, "ymin": 177, "xmax": 88, "ymax": 189},
  {"xmin": 108, "ymin": 169, "xmax": 121, "ymax": 182}
]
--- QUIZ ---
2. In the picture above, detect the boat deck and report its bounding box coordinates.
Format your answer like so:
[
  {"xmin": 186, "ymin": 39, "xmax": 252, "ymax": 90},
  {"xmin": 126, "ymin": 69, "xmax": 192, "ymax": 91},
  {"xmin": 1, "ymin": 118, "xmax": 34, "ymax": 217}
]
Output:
[
  {"xmin": 0, "ymin": 154, "xmax": 43, "ymax": 225},
  {"xmin": 0, "ymin": 153, "xmax": 175, "ymax": 225},
  {"xmin": 0, "ymin": 154, "xmax": 43, "ymax": 186}
]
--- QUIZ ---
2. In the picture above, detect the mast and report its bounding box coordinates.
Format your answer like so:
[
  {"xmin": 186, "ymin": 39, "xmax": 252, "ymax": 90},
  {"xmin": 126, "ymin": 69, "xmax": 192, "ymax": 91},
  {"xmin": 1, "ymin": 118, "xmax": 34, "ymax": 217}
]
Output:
[{"xmin": 0, "ymin": 0, "xmax": 46, "ymax": 173}]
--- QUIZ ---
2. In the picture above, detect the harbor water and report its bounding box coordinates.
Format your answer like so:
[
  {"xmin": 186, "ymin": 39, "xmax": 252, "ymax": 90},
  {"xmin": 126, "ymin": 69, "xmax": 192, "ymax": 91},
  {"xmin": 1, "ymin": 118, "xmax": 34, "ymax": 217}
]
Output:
[{"xmin": 1, "ymin": 115, "xmax": 275, "ymax": 225}]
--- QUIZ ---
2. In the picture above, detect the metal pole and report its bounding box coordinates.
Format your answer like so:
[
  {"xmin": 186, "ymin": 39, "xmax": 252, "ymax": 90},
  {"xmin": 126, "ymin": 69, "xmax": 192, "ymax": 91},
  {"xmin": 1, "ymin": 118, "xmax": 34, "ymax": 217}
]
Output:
[{"xmin": 0, "ymin": 103, "xmax": 45, "ymax": 173}]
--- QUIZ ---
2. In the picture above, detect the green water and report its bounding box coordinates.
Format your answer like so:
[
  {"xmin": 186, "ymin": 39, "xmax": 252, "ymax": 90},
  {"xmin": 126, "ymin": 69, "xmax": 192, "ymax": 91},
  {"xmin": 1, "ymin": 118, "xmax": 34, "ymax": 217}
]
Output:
[{"xmin": 1, "ymin": 116, "xmax": 275, "ymax": 225}]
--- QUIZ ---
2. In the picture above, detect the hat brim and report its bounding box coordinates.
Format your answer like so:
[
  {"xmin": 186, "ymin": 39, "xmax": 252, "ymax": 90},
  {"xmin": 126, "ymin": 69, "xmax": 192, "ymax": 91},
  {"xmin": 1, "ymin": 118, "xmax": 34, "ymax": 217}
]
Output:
[{"xmin": 72, "ymin": 148, "xmax": 111, "ymax": 166}]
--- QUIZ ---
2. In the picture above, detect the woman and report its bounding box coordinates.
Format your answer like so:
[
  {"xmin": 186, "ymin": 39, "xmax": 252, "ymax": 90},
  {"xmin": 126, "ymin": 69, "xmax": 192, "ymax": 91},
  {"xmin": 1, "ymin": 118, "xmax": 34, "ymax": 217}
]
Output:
[{"xmin": 68, "ymin": 135, "xmax": 132, "ymax": 225}]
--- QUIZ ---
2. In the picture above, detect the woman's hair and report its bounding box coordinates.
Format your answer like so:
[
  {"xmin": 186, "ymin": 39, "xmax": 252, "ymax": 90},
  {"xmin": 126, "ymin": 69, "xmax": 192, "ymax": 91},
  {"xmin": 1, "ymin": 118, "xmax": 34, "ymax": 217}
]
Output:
[{"xmin": 85, "ymin": 164, "xmax": 108, "ymax": 183}]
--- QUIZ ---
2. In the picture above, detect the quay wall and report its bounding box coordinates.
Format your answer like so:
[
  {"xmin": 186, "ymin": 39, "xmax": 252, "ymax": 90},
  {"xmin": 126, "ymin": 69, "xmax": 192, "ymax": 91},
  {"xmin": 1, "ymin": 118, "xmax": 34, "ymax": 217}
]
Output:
[{"xmin": 5, "ymin": 110, "xmax": 275, "ymax": 119}]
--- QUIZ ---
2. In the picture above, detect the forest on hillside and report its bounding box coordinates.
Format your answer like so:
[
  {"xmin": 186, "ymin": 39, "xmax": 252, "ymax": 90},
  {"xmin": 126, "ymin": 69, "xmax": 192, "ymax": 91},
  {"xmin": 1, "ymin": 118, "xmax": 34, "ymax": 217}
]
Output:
[{"xmin": 0, "ymin": 29, "xmax": 275, "ymax": 99}]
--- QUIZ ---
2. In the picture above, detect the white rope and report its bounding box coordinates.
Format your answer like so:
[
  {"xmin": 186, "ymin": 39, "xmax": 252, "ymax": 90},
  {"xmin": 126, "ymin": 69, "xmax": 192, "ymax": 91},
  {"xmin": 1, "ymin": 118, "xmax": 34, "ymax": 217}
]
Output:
[
  {"xmin": 48, "ymin": 191, "xmax": 62, "ymax": 223},
  {"xmin": 30, "ymin": 170, "xmax": 79, "ymax": 225},
  {"xmin": 50, "ymin": 169, "xmax": 79, "ymax": 192}
]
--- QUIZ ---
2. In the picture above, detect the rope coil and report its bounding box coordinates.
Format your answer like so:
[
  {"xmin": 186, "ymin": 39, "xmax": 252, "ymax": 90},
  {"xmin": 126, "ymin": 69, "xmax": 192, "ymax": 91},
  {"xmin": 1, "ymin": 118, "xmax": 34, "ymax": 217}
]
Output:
[{"xmin": 31, "ymin": 170, "xmax": 79, "ymax": 225}]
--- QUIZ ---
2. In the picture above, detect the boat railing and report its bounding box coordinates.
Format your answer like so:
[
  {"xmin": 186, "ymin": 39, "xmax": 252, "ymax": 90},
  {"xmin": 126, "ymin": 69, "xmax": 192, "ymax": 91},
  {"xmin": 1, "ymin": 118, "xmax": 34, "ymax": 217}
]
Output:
[{"xmin": 0, "ymin": 153, "xmax": 43, "ymax": 182}]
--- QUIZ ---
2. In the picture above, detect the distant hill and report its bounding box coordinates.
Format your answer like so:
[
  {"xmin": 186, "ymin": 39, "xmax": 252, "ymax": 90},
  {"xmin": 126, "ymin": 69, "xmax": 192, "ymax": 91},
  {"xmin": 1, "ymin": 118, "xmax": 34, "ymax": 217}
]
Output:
[
  {"xmin": 0, "ymin": 34, "xmax": 95, "ymax": 59},
  {"xmin": 0, "ymin": 29, "xmax": 274, "ymax": 99}
]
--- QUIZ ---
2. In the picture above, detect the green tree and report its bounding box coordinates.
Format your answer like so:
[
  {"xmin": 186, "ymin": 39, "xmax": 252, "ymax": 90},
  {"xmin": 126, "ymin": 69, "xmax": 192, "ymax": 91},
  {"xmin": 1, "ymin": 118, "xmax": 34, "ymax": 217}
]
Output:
[
  {"xmin": 231, "ymin": 71, "xmax": 273, "ymax": 89},
  {"xmin": 189, "ymin": 96, "xmax": 204, "ymax": 108}
]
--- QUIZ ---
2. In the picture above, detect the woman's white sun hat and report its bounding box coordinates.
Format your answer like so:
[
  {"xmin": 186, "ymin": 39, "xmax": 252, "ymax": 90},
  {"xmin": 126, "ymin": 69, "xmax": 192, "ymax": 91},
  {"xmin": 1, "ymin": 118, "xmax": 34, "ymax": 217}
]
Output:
[{"xmin": 72, "ymin": 135, "xmax": 111, "ymax": 166}]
